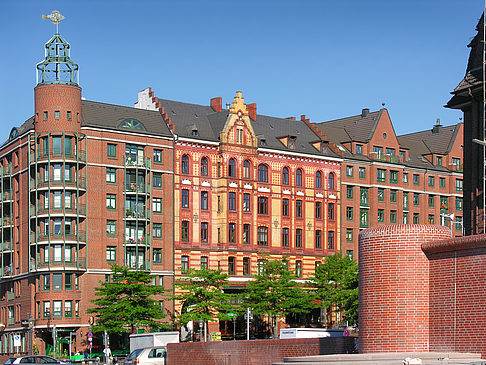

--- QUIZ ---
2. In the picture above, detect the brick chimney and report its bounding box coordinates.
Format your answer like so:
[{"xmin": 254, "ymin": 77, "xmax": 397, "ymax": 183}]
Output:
[
  {"xmin": 210, "ymin": 97, "xmax": 222, "ymax": 112},
  {"xmin": 247, "ymin": 103, "xmax": 257, "ymax": 121},
  {"xmin": 361, "ymin": 108, "xmax": 370, "ymax": 117}
]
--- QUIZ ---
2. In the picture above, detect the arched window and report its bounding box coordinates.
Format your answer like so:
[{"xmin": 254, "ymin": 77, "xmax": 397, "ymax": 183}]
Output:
[
  {"xmin": 200, "ymin": 157, "xmax": 208, "ymax": 176},
  {"xmin": 328, "ymin": 172, "xmax": 335, "ymax": 190},
  {"xmin": 282, "ymin": 167, "xmax": 289, "ymax": 185},
  {"xmin": 181, "ymin": 155, "xmax": 189, "ymax": 174},
  {"xmin": 228, "ymin": 158, "xmax": 236, "ymax": 177},
  {"xmin": 258, "ymin": 164, "xmax": 268, "ymax": 183},
  {"xmin": 243, "ymin": 160, "xmax": 251, "ymax": 179},
  {"xmin": 296, "ymin": 169, "xmax": 303, "ymax": 186},
  {"xmin": 119, "ymin": 119, "xmax": 146, "ymax": 131},
  {"xmin": 316, "ymin": 171, "xmax": 322, "ymax": 188}
]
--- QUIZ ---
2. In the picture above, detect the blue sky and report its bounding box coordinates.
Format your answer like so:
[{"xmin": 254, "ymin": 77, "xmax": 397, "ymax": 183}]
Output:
[{"xmin": 0, "ymin": 0, "xmax": 483, "ymax": 143}]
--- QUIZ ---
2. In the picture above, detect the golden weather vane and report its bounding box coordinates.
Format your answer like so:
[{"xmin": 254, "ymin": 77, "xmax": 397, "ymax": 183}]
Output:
[{"xmin": 42, "ymin": 10, "xmax": 65, "ymax": 33}]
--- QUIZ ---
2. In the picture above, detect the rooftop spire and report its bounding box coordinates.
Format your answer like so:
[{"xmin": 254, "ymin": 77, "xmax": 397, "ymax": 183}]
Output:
[{"xmin": 36, "ymin": 10, "xmax": 79, "ymax": 86}]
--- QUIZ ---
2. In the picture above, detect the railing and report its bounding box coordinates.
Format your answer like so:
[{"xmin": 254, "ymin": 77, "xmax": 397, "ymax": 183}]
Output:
[
  {"xmin": 0, "ymin": 189, "xmax": 12, "ymax": 201},
  {"xmin": 2, "ymin": 216, "xmax": 12, "ymax": 226},
  {"xmin": 125, "ymin": 237, "xmax": 150, "ymax": 245},
  {"xmin": 125, "ymin": 184, "xmax": 147, "ymax": 193},
  {"xmin": 125, "ymin": 208, "xmax": 150, "ymax": 219},
  {"xmin": 30, "ymin": 150, "xmax": 87, "ymax": 163},
  {"xmin": 0, "ymin": 241, "xmax": 13, "ymax": 251},
  {"xmin": 34, "ymin": 230, "xmax": 87, "ymax": 242},
  {"xmin": 125, "ymin": 157, "xmax": 150, "ymax": 169},
  {"xmin": 31, "ymin": 177, "xmax": 87, "ymax": 190},
  {"xmin": 0, "ymin": 165, "xmax": 12, "ymax": 177},
  {"xmin": 30, "ymin": 256, "xmax": 87, "ymax": 271},
  {"xmin": 31, "ymin": 204, "xmax": 87, "ymax": 216}
]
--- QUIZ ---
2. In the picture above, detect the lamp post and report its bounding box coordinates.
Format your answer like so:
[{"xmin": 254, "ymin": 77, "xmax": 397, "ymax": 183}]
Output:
[{"xmin": 28, "ymin": 315, "xmax": 34, "ymax": 356}]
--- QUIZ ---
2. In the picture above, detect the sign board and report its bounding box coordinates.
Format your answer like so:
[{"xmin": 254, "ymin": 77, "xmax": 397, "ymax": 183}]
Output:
[
  {"xmin": 88, "ymin": 337, "xmax": 92, "ymax": 342},
  {"xmin": 13, "ymin": 335, "xmax": 21, "ymax": 347},
  {"xmin": 343, "ymin": 330, "xmax": 350, "ymax": 337},
  {"xmin": 210, "ymin": 332, "xmax": 221, "ymax": 341},
  {"xmin": 88, "ymin": 332, "xmax": 93, "ymax": 339}
]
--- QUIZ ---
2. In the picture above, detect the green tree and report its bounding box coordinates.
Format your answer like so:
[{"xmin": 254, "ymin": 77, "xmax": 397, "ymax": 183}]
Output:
[
  {"xmin": 243, "ymin": 258, "xmax": 313, "ymax": 337},
  {"xmin": 174, "ymin": 268, "xmax": 235, "ymax": 325},
  {"xmin": 88, "ymin": 264, "xmax": 170, "ymax": 334},
  {"xmin": 310, "ymin": 253, "xmax": 359, "ymax": 326}
]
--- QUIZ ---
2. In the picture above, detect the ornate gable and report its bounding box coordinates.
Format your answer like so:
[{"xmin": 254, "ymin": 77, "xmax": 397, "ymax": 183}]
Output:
[{"xmin": 220, "ymin": 91, "xmax": 258, "ymax": 148}]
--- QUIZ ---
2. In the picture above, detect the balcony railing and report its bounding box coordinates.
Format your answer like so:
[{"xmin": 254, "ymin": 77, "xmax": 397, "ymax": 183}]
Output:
[
  {"xmin": 0, "ymin": 241, "xmax": 12, "ymax": 251},
  {"xmin": 31, "ymin": 150, "xmax": 87, "ymax": 163},
  {"xmin": 125, "ymin": 208, "xmax": 150, "ymax": 219},
  {"xmin": 1, "ymin": 190, "xmax": 12, "ymax": 201},
  {"xmin": 125, "ymin": 184, "xmax": 147, "ymax": 193},
  {"xmin": 125, "ymin": 237, "xmax": 150, "ymax": 246},
  {"xmin": 30, "ymin": 256, "xmax": 87, "ymax": 271},
  {"xmin": 0, "ymin": 165, "xmax": 12, "ymax": 177},
  {"xmin": 2, "ymin": 216, "xmax": 12, "ymax": 226},
  {"xmin": 30, "ymin": 204, "xmax": 87, "ymax": 216},
  {"xmin": 34, "ymin": 230, "xmax": 87, "ymax": 243},
  {"xmin": 31, "ymin": 177, "xmax": 87, "ymax": 190},
  {"xmin": 125, "ymin": 157, "xmax": 151, "ymax": 169}
]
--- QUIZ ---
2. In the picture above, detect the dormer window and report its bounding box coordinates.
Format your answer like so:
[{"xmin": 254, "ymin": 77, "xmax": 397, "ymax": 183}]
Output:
[
  {"xmin": 119, "ymin": 119, "xmax": 146, "ymax": 131},
  {"xmin": 356, "ymin": 144, "xmax": 363, "ymax": 155},
  {"xmin": 191, "ymin": 129, "xmax": 199, "ymax": 137},
  {"xmin": 288, "ymin": 136, "xmax": 296, "ymax": 150},
  {"xmin": 436, "ymin": 156, "xmax": 443, "ymax": 166},
  {"xmin": 385, "ymin": 148, "xmax": 395, "ymax": 156},
  {"xmin": 259, "ymin": 138, "xmax": 267, "ymax": 146}
]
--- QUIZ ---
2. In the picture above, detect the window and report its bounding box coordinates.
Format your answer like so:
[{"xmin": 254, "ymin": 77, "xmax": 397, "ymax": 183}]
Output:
[
  {"xmin": 243, "ymin": 224, "xmax": 250, "ymax": 244},
  {"xmin": 257, "ymin": 259, "xmax": 266, "ymax": 275},
  {"xmin": 429, "ymin": 195, "xmax": 435, "ymax": 207},
  {"xmin": 53, "ymin": 273, "xmax": 62, "ymax": 291},
  {"xmin": 328, "ymin": 172, "xmax": 335, "ymax": 190},
  {"xmin": 200, "ymin": 222, "xmax": 208, "ymax": 242},
  {"xmin": 296, "ymin": 200, "xmax": 303, "ymax": 217},
  {"xmin": 43, "ymin": 274, "xmax": 50, "ymax": 290},
  {"xmin": 258, "ymin": 197, "xmax": 268, "ymax": 215},
  {"xmin": 390, "ymin": 170, "xmax": 398, "ymax": 184},
  {"xmin": 346, "ymin": 229, "xmax": 353, "ymax": 241},
  {"xmin": 153, "ymin": 249, "xmax": 162, "ymax": 263},
  {"xmin": 403, "ymin": 173, "xmax": 409, "ymax": 183},
  {"xmin": 347, "ymin": 186, "xmax": 353, "ymax": 199},
  {"xmin": 282, "ymin": 167, "xmax": 289, "ymax": 185},
  {"xmin": 346, "ymin": 207, "xmax": 353, "ymax": 220},
  {"xmin": 257, "ymin": 226, "xmax": 268, "ymax": 246},
  {"xmin": 42, "ymin": 136, "xmax": 49, "ymax": 156},
  {"xmin": 315, "ymin": 171, "xmax": 322, "ymax": 188},
  {"xmin": 428, "ymin": 176, "xmax": 435, "ymax": 187},
  {"xmin": 65, "ymin": 300, "xmax": 72, "ymax": 317},
  {"xmin": 282, "ymin": 199, "xmax": 289, "ymax": 216},
  {"xmin": 54, "ymin": 110, "xmax": 60, "ymax": 120},
  {"xmin": 413, "ymin": 193, "xmax": 420, "ymax": 206},
  {"xmin": 456, "ymin": 197, "xmax": 463, "ymax": 211},
  {"xmin": 200, "ymin": 256, "xmax": 208, "ymax": 270},
  {"xmin": 258, "ymin": 164, "xmax": 268, "ymax": 182},
  {"xmin": 386, "ymin": 147, "xmax": 395, "ymax": 156},
  {"xmin": 282, "ymin": 228, "xmax": 289, "ymax": 247},
  {"xmin": 181, "ymin": 189, "xmax": 189, "ymax": 208},
  {"xmin": 328, "ymin": 231, "xmax": 334, "ymax": 249},
  {"xmin": 296, "ymin": 169, "xmax": 303, "ymax": 186},
  {"xmin": 378, "ymin": 188, "xmax": 384, "ymax": 201},
  {"xmin": 53, "ymin": 164, "xmax": 61, "ymax": 181},
  {"xmin": 153, "ymin": 173, "xmax": 162, "ymax": 188},
  {"xmin": 181, "ymin": 155, "xmax": 189, "ymax": 174},
  {"xmin": 153, "ymin": 198, "xmax": 162, "ymax": 213},
  {"xmin": 53, "ymin": 191, "xmax": 62, "ymax": 209},
  {"xmin": 43, "ymin": 302, "xmax": 50, "ymax": 318},
  {"xmin": 106, "ymin": 168, "xmax": 116, "ymax": 183},
  {"xmin": 107, "ymin": 143, "xmax": 116, "ymax": 158},
  {"xmin": 356, "ymin": 144, "xmax": 363, "ymax": 155},
  {"xmin": 64, "ymin": 136, "xmax": 72, "ymax": 155},
  {"xmin": 413, "ymin": 213, "xmax": 420, "ymax": 224},
  {"xmin": 403, "ymin": 212, "xmax": 409, "ymax": 224},
  {"xmin": 295, "ymin": 229, "xmax": 303, "ymax": 248},
  {"xmin": 106, "ymin": 194, "xmax": 116, "ymax": 209},
  {"xmin": 153, "ymin": 149, "xmax": 162, "ymax": 163},
  {"xmin": 106, "ymin": 246, "xmax": 116, "ymax": 261},
  {"xmin": 428, "ymin": 214, "xmax": 435, "ymax": 225},
  {"xmin": 315, "ymin": 230, "xmax": 322, "ymax": 249},
  {"xmin": 413, "ymin": 174, "xmax": 419, "ymax": 185},
  {"xmin": 359, "ymin": 167, "xmax": 366, "ymax": 179},
  {"xmin": 243, "ymin": 193, "xmax": 250, "ymax": 212},
  {"xmin": 452, "ymin": 157, "xmax": 461, "ymax": 170},
  {"xmin": 228, "ymin": 192, "xmax": 236, "ymax": 211},
  {"xmin": 373, "ymin": 146, "xmax": 383, "ymax": 157},
  {"xmin": 153, "ymin": 223, "xmax": 162, "ymax": 238},
  {"xmin": 53, "ymin": 136, "xmax": 62, "ymax": 155},
  {"xmin": 65, "ymin": 274, "xmax": 72, "ymax": 290},
  {"xmin": 228, "ymin": 223, "xmax": 236, "ymax": 243},
  {"xmin": 377, "ymin": 169, "xmax": 385, "ymax": 183},
  {"xmin": 200, "ymin": 157, "xmax": 208, "ymax": 175},
  {"xmin": 107, "ymin": 220, "xmax": 116, "ymax": 236},
  {"xmin": 315, "ymin": 202, "xmax": 322, "ymax": 219},
  {"xmin": 436, "ymin": 156, "xmax": 443, "ymax": 166},
  {"xmin": 201, "ymin": 191, "xmax": 208, "ymax": 210},
  {"xmin": 456, "ymin": 179, "xmax": 463, "ymax": 192},
  {"xmin": 181, "ymin": 221, "xmax": 189, "ymax": 242},
  {"xmin": 243, "ymin": 258, "xmax": 250, "ymax": 276},
  {"xmin": 403, "ymin": 192, "xmax": 409, "ymax": 210},
  {"xmin": 378, "ymin": 209, "xmax": 384, "ymax": 222},
  {"xmin": 455, "ymin": 216, "xmax": 463, "ymax": 231},
  {"xmin": 228, "ymin": 158, "xmax": 236, "ymax": 177},
  {"xmin": 360, "ymin": 209, "xmax": 369, "ymax": 228},
  {"xmin": 243, "ymin": 160, "xmax": 251, "ymax": 179},
  {"xmin": 181, "ymin": 256, "xmax": 189, "ymax": 273},
  {"xmin": 43, "ymin": 111, "xmax": 48, "ymax": 120},
  {"xmin": 346, "ymin": 166, "xmax": 353, "ymax": 177},
  {"xmin": 360, "ymin": 187, "xmax": 369, "ymax": 206},
  {"xmin": 390, "ymin": 190, "xmax": 397, "ymax": 203},
  {"xmin": 328, "ymin": 203, "xmax": 335, "ymax": 220},
  {"xmin": 439, "ymin": 177, "xmax": 446, "ymax": 188}
]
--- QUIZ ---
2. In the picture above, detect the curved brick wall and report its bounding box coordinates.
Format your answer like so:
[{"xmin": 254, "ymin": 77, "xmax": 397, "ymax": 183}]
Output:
[
  {"xmin": 35, "ymin": 84, "xmax": 82, "ymax": 133},
  {"xmin": 358, "ymin": 225, "xmax": 450, "ymax": 353}
]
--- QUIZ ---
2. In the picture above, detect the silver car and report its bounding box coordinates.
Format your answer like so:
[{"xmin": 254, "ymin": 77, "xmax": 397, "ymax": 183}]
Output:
[
  {"xmin": 4, "ymin": 356, "xmax": 74, "ymax": 365},
  {"xmin": 125, "ymin": 347, "xmax": 166, "ymax": 365}
]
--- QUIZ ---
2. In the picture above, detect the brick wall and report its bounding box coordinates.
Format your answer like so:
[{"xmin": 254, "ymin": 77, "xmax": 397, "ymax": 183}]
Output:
[{"xmin": 166, "ymin": 337, "xmax": 355, "ymax": 365}]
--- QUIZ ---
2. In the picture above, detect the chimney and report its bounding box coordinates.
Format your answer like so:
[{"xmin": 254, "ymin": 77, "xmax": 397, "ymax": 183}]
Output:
[
  {"xmin": 210, "ymin": 97, "xmax": 222, "ymax": 112},
  {"xmin": 361, "ymin": 108, "xmax": 370, "ymax": 117},
  {"xmin": 300, "ymin": 115, "xmax": 306, "ymax": 121},
  {"xmin": 247, "ymin": 103, "xmax": 257, "ymax": 121},
  {"xmin": 286, "ymin": 117, "xmax": 296, "ymax": 120},
  {"xmin": 432, "ymin": 118, "xmax": 442, "ymax": 134}
]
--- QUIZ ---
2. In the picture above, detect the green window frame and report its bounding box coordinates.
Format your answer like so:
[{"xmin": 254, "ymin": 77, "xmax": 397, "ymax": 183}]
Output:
[
  {"xmin": 54, "ymin": 111, "xmax": 60, "ymax": 120},
  {"xmin": 107, "ymin": 220, "xmax": 116, "ymax": 236},
  {"xmin": 390, "ymin": 170, "xmax": 398, "ymax": 184},
  {"xmin": 153, "ymin": 223, "xmax": 162, "ymax": 238},
  {"xmin": 360, "ymin": 209, "xmax": 369, "ymax": 228},
  {"xmin": 106, "ymin": 194, "xmax": 116, "ymax": 209},
  {"xmin": 153, "ymin": 198, "xmax": 162, "ymax": 213},
  {"xmin": 65, "ymin": 274, "xmax": 72, "ymax": 290},
  {"xmin": 106, "ymin": 246, "xmax": 116, "ymax": 262},
  {"xmin": 64, "ymin": 136, "xmax": 72, "ymax": 155},
  {"xmin": 456, "ymin": 197, "xmax": 463, "ymax": 211},
  {"xmin": 377, "ymin": 169, "xmax": 385, "ymax": 183},
  {"xmin": 428, "ymin": 214, "xmax": 434, "ymax": 225},
  {"xmin": 413, "ymin": 174, "xmax": 420, "ymax": 185},
  {"xmin": 106, "ymin": 168, "xmax": 116, "ymax": 183},
  {"xmin": 429, "ymin": 195, "xmax": 435, "ymax": 207},
  {"xmin": 378, "ymin": 209, "xmax": 384, "ymax": 222},
  {"xmin": 413, "ymin": 213, "xmax": 420, "ymax": 224},
  {"xmin": 413, "ymin": 193, "xmax": 420, "ymax": 206},
  {"xmin": 346, "ymin": 186, "xmax": 353, "ymax": 199},
  {"xmin": 378, "ymin": 188, "xmax": 384, "ymax": 201},
  {"xmin": 439, "ymin": 177, "xmax": 446, "ymax": 188},
  {"xmin": 53, "ymin": 136, "xmax": 62, "ymax": 156},
  {"xmin": 53, "ymin": 273, "xmax": 62, "ymax": 291},
  {"xmin": 428, "ymin": 176, "xmax": 435, "ymax": 187},
  {"xmin": 403, "ymin": 173, "xmax": 409, "ymax": 183},
  {"xmin": 390, "ymin": 190, "xmax": 397, "ymax": 203},
  {"xmin": 390, "ymin": 210, "xmax": 397, "ymax": 223},
  {"xmin": 346, "ymin": 166, "xmax": 353, "ymax": 177},
  {"xmin": 456, "ymin": 179, "xmax": 463, "ymax": 192},
  {"xmin": 153, "ymin": 248, "xmax": 162, "ymax": 263},
  {"xmin": 107, "ymin": 143, "xmax": 116, "ymax": 158},
  {"xmin": 43, "ymin": 274, "xmax": 50, "ymax": 291},
  {"xmin": 65, "ymin": 300, "xmax": 73, "ymax": 317},
  {"xmin": 359, "ymin": 167, "xmax": 366, "ymax": 179},
  {"xmin": 153, "ymin": 173, "xmax": 162, "ymax": 188},
  {"xmin": 346, "ymin": 207, "xmax": 353, "ymax": 220},
  {"xmin": 67, "ymin": 111, "xmax": 72, "ymax": 120},
  {"xmin": 346, "ymin": 228, "xmax": 353, "ymax": 241},
  {"xmin": 153, "ymin": 149, "xmax": 162, "ymax": 163}
]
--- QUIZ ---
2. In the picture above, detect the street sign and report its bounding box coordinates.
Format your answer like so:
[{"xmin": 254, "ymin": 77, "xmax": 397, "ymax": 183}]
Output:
[
  {"xmin": 227, "ymin": 312, "xmax": 237, "ymax": 318},
  {"xmin": 88, "ymin": 332, "xmax": 93, "ymax": 339},
  {"xmin": 343, "ymin": 330, "xmax": 350, "ymax": 337},
  {"xmin": 88, "ymin": 337, "xmax": 92, "ymax": 342},
  {"xmin": 13, "ymin": 335, "xmax": 21, "ymax": 347}
]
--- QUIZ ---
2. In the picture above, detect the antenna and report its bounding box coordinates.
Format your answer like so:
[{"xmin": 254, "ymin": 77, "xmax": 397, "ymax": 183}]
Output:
[{"xmin": 42, "ymin": 10, "xmax": 65, "ymax": 34}]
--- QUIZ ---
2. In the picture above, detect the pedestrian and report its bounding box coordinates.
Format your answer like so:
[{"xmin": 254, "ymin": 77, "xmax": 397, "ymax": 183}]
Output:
[{"xmin": 103, "ymin": 345, "xmax": 112, "ymax": 365}]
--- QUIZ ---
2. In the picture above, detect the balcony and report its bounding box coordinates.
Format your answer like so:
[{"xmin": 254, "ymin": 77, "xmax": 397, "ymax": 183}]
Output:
[
  {"xmin": 31, "ymin": 177, "xmax": 87, "ymax": 190},
  {"xmin": 125, "ymin": 184, "xmax": 147, "ymax": 194},
  {"xmin": 2, "ymin": 216, "xmax": 12, "ymax": 227},
  {"xmin": 0, "ymin": 241, "xmax": 13, "ymax": 251},
  {"xmin": 30, "ymin": 204, "xmax": 87, "ymax": 217},
  {"xmin": 34, "ymin": 230, "xmax": 87, "ymax": 243},
  {"xmin": 0, "ymin": 165, "xmax": 12, "ymax": 177},
  {"xmin": 30, "ymin": 257, "xmax": 87, "ymax": 271},
  {"xmin": 125, "ymin": 157, "xmax": 150, "ymax": 169},
  {"xmin": 30, "ymin": 150, "xmax": 87, "ymax": 164},
  {"xmin": 125, "ymin": 208, "xmax": 150, "ymax": 220},
  {"xmin": 125, "ymin": 236, "xmax": 150, "ymax": 246},
  {"xmin": 0, "ymin": 190, "xmax": 12, "ymax": 202}
]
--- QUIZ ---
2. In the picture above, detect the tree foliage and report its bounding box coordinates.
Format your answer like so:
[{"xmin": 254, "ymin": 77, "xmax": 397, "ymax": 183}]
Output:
[
  {"xmin": 310, "ymin": 253, "xmax": 359, "ymax": 325},
  {"xmin": 88, "ymin": 264, "xmax": 170, "ymax": 333},
  {"xmin": 174, "ymin": 268, "xmax": 235, "ymax": 325}
]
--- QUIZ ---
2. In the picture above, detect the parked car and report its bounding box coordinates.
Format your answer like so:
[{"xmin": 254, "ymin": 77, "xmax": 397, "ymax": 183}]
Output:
[
  {"xmin": 125, "ymin": 347, "xmax": 167, "ymax": 365},
  {"xmin": 4, "ymin": 355, "xmax": 74, "ymax": 365}
]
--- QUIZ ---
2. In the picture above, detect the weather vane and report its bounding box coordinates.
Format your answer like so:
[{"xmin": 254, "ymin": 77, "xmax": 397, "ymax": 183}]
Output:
[{"xmin": 42, "ymin": 10, "xmax": 65, "ymax": 34}]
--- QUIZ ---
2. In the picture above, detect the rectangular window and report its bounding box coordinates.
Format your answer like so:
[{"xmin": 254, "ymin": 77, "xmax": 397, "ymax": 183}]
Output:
[
  {"xmin": 403, "ymin": 173, "xmax": 409, "ymax": 183},
  {"xmin": 386, "ymin": 147, "xmax": 395, "ymax": 156},
  {"xmin": 43, "ymin": 274, "xmax": 50, "ymax": 290},
  {"xmin": 360, "ymin": 209, "xmax": 369, "ymax": 228},
  {"xmin": 153, "ymin": 198, "xmax": 162, "ymax": 213},
  {"xmin": 428, "ymin": 176, "xmax": 435, "ymax": 187},
  {"xmin": 201, "ymin": 222, "xmax": 208, "ymax": 243},
  {"xmin": 356, "ymin": 144, "xmax": 363, "ymax": 155},
  {"xmin": 452, "ymin": 157, "xmax": 461, "ymax": 169},
  {"xmin": 53, "ymin": 300, "xmax": 62, "ymax": 317},
  {"xmin": 53, "ymin": 164, "xmax": 61, "ymax": 181},
  {"xmin": 53, "ymin": 220, "xmax": 62, "ymax": 236},
  {"xmin": 43, "ymin": 111, "xmax": 48, "ymax": 121},
  {"xmin": 228, "ymin": 192, "xmax": 236, "ymax": 211},
  {"xmin": 153, "ymin": 149, "xmax": 162, "ymax": 163},
  {"xmin": 439, "ymin": 177, "xmax": 446, "ymax": 188},
  {"xmin": 315, "ymin": 230, "xmax": 322, "ymax": 249},
  {"xmin": 346, "ymin": 228, "xmax": 353, "ymax": 241},
  {"xmin": 282, "ymin": 228, "xmax": 289, "ymax": 247},
  {"xmin": 243, "ymin": 224, "xmax": 250, "ymax": 244},
  {"xmin": 64, "ymin": 165, "xmax": 71, "ymax": 182},
  {"xmin": 378, "ymin": 188, "xmax": 384, "ymax": 201},
  {"xmin": 54, "ymin": 111, "xmax": 60, "ymax": 120},
  {"xmin": 413, "ymin": 193, "xmax": 420, "ymax": 206},
  {"xmin": 153, "ymin": 223, "xmax": 162, "ymax": 238},
  {"xmin": 65, "ymin": 274, "xmax": 72, "ymax": 290},
  {"xmin": 53, "ymin": 136, "xmax": 62, "ymax": 155},
  {"xmin": 347, "ymin": 185, "xmax": 353, "ymax": 199},
  {"xmin": 53, "ymin": 273, "xmax": 62, "ymax": 291},
  {"xmin": 107, "ymin": 220, "xmax": 116, "ymax": 236},
  {"xmin": 429, "ymin": 195, "xmax": 435, "ymax": 207},
  {"xmin": 106, "ymin": 246, "xmax": 116, "ymax": 261},
  {"xmin": 258, "ymin": 197, "xmax": 268, "ymax": 215},
  {"xmin": 378, "ymin": 209, "xmax": 384, "ymax": 222},
  {"xmin": 153, "ymin": 249, "xmax": 162, "ymax": 263},
  {"xmin": 228, "ymin": 257, "xmax": 236, "ymax": 275},
  {"xmin": 377, "ymin": 169, "xmax": 385, "ymax": 183},
  {"xmin": 436, "ymin": 156, "xmax": 443, "ymax": 166},
  {"xmin": 243, "ymin": 193, "xmax": 250, "ymax": 212},
  {"xmin": 257, "ymin": 226, "xmax": 268, "ymax": 246},
  {"xmin": 413, "ymin": 213, "xmax": 420, "ymax": 224},
  {"xmin": 282, "ymin": 198, "xmax": 289, "ymax": 216},
  {"xmin": 296, "ymin": 200, "xmax": 303, "ymax": 217},
  {"xmin": 390, "ymin": 190, "xmax": 397, "ymax": 203},
  {"xmin": 327, "ymin": 231, "xmax": 334, "ymax": 249},
  {"xmin": 243, "ymin": 258, "xmax": 250, "ymax": 276},
  {"xmin": 107, "ymin": 143, "xmax": 116, "ymax": 157},
  {"xmin": 428, "ymin": 214, "xmax": 435, "ymax": 225},
  {"xmin": 390, "ymin": 210, "xmax": 397, "ymax": 223},
  {"xmin": 228, "ymin": 223, "xmax": 236, "ymax": 243},
  {"xmin": 346, "ymin": 166, "xmax": 353, "ymax": 177},
  {"xmin": 64, "ymin": 136, "xmax": 72, "ymax": 155},
  {"xmin": 456, "ymin": 179, "xmax": 463, "ymax": 192},
  {"xmin": 403, "ymin": 192, "xmax": 409, "ymax": 210},
  {"xmin": 106, "ymin": 168, "xmax": 116, "ymax": 183},
  {"xmin": 373, "ymin": 146, "xmax": 383, "ymax": 157},
  {"xmin": 390, "ymin": 170, "xmax": 398, "ymax": 184},
  {"xmin": 65, "ymin": 300, "xmax": 72, "ymax": 317},
  {"xmin": 42, "ymin": 137, "xmax": 49, "ymax": 156},
  {"xmin": 403, "ymin": 212, "xmax": 408, "ymax": 224},
  {"xmin": 455, "ymin": 216, "xmax": 463, "ymax": 231},
  {"xmin": 360, "ymin": 187, "xmax": 369, "ymax": 206},
  {"xmin": 413, "ymin": 174, "xmax": 420, "ymax": 185},
  {"xmin": 359, "ymin": 167, "xmax": 366, "ymax": 179},
  {"xmin": 153, "ymin": 173, "xmax": 162, "ymax": 188},
  {"xmin": 328, "ymin": 203, "xmax": 335, "ymax": 220},
  {"xmin": 456, "ymin": 197, "xmax": 463, "ymax": 211},
  {"xmin": 53, "ymin": 191, "xmax": 62, "ymax": 209},
  {"xmin": 106, "ymin": 194, "xmax": 116, "ymax": 209},
  {"xmin": 43, "ymin": 302, "xmax": 50, "ymax": 318},
  {"xmin": 346, "ymin": 206, "xmax": 353, "ymax": 220},
  {"xmin": 315, "ymin": 202, "xmax": 322, "ymax": 219},
  {"xmin": 67, "ymin": 111, "xmax": 72, "ymax": 120},
  {"xmin": 181, "ymin": 221, "xmax": 189, "ymax": 242},
  {"xmin": 200, "ymin": 256, "xmax": 208, "ymax": 270},
  {"xmin": 295, "ymin": 228, "xmax": 303, "ymax": 248},
  {"xmin": 181, "ymin": 189, "xmax": 189, "ymax": 208}
]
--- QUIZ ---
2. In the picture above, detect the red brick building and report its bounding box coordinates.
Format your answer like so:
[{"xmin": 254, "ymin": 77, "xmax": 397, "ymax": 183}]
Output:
[
  {"xmin": 0, "ymin": 31, "xmax": 174, "ymax": 355},
  {"xmin": 315, "ymin": 109, "xmax": 464, "ymax": 258}
]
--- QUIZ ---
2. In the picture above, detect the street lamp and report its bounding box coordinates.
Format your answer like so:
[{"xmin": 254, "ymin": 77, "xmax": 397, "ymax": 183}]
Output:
[{"xmin": 28, "ymin": 315, "xmax": 34, "ymax": 355}]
